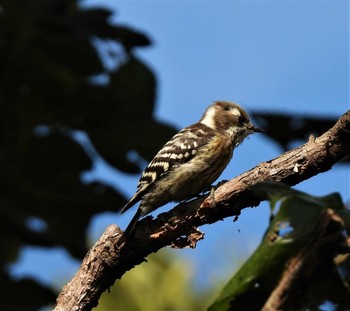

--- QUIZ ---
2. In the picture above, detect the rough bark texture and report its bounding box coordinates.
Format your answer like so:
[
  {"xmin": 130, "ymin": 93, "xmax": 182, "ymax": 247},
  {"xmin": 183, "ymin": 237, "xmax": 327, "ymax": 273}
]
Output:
[{"xmin": 54, "ymin": 109, "xmax": 350, "ymax": 311}]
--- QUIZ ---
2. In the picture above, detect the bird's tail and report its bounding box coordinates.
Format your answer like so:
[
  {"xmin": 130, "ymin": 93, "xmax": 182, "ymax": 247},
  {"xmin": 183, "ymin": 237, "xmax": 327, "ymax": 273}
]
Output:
[
  {"xmin": 117, "ymin": 208, "xmax": 143, "ymax": 246},
  {"xmin": 121, "ymin": 185, "xmax": 148, "ymax": 214}
]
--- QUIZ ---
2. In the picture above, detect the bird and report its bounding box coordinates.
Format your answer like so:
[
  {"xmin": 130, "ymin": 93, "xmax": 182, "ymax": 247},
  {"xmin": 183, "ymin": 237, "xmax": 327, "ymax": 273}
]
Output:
[{"xmin": 120, "ymin": 100, "xmax": 263, "ymax": 241}]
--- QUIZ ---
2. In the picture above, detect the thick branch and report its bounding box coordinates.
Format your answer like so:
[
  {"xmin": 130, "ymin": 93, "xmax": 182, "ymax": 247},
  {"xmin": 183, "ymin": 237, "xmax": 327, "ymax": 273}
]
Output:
[{"xmin": 54, "ymin": 110, "xmax": 350, "ymax": 311}]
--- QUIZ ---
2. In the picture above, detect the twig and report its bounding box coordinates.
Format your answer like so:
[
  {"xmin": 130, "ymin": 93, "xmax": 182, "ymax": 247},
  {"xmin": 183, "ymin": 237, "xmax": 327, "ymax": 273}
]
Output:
[{"xmin": 262, "ymin": 209, "xmax": 346, "ymax": 311}]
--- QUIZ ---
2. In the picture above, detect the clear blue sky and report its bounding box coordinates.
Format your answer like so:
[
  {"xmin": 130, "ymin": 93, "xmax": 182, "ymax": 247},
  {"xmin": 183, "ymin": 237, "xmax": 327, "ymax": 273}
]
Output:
[{"xmin": 11, "ymin": 0, "xmax": 349, "ymax": 294}]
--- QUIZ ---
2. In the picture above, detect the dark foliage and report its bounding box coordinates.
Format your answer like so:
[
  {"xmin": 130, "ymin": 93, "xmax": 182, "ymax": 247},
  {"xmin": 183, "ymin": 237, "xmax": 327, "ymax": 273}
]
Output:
[
  {"xmin": 253, "ymin": 112, "xmax": 350, "ymax": 163},
  {"xmin": 0, "ymin": 0, "xmax": 176, "ymax": 309}
]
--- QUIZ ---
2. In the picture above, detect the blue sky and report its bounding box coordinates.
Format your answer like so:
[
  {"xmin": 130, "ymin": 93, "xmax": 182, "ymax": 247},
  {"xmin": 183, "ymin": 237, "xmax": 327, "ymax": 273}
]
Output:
[{"xmin": 11, "ymin": 0, "xmax": 349, "ymax": 294}]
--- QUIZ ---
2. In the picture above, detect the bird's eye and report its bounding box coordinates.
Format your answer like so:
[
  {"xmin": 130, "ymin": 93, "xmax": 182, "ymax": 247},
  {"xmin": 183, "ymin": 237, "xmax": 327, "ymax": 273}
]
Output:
[
  {"xmin": 238, "ymin": 114, "xmax": 247, "ymax": 124},
  {"xmin": 223, "ymin": 106, "xmax": 231, "ymax": 111}
]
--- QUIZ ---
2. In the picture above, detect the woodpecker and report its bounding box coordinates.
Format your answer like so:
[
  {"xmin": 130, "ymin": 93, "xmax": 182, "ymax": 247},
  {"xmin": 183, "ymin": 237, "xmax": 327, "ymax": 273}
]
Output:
[{"xmin": 120, "ymin": 101, "xmax": 263, "ymax": 240}]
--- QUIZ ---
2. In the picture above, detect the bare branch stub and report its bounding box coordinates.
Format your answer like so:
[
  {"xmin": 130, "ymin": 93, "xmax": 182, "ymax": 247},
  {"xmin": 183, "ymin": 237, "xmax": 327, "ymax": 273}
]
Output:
[
  {"xmin": 54, "ymin": 110, "xmax": 350, "ymax": 311},
  {"xmin": 55, "ymin": 225, "xmax": 124, "ymax": 311}
]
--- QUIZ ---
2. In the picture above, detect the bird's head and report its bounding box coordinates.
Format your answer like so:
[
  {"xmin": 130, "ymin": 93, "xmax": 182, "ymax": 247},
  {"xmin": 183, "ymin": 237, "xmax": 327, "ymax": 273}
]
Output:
[{"xmin": 200, "ymin": 101, "xmax": 264, "ymax": 145}]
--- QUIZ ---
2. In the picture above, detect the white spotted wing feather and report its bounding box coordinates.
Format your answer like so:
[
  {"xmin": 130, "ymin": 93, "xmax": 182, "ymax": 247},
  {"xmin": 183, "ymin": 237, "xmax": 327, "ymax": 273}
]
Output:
[{"xmin": 121, "ymin": 123, "xmax": 214, "ymax": 213}]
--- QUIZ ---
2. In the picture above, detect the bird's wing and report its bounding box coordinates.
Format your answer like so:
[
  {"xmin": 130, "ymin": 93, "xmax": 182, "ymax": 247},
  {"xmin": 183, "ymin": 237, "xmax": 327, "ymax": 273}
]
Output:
[{"xmin": 121, "ymin": 123, "xmax": 214, "ymax": 213}]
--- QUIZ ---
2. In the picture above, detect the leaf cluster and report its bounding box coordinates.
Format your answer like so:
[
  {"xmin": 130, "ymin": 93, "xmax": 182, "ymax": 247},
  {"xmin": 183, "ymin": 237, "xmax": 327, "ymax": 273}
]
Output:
[
  {"xmin": 0, "ymin": 1, "xmax": 176, "ymax": 309},
  {"xmin": 210, "ymin": 183, "xmax": 350, "ymax": 311}
]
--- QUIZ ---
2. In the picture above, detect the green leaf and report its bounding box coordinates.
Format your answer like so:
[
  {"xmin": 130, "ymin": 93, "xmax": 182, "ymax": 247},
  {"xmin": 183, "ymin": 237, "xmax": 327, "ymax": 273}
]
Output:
[{"xmin": 209, "ymin": 184, "xmax": 348, "ymax": 311}]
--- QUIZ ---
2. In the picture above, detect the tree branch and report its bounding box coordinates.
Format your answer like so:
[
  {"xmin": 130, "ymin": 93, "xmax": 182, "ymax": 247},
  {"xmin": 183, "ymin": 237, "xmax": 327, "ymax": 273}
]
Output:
[
  {"xmin": 262, "ymin": 208, "xmax": 346, "ymax": 311},
  {"xmin": 54, "ymin": 109, "xmax": 350, "ymax": 311}
]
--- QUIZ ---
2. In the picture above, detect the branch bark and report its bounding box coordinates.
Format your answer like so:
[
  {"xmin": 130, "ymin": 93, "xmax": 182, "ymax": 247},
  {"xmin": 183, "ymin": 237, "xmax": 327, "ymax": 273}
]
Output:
[{"xmin": 54, "ymin": 109, "xmax": 350, "ymax": 311}]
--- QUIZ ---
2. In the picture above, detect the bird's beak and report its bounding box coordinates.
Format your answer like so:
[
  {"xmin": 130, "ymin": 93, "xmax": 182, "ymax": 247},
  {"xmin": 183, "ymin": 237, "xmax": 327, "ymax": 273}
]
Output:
[{"xmin": 250, "ymin": 125, "xmax": 265, "ymax": 133}]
